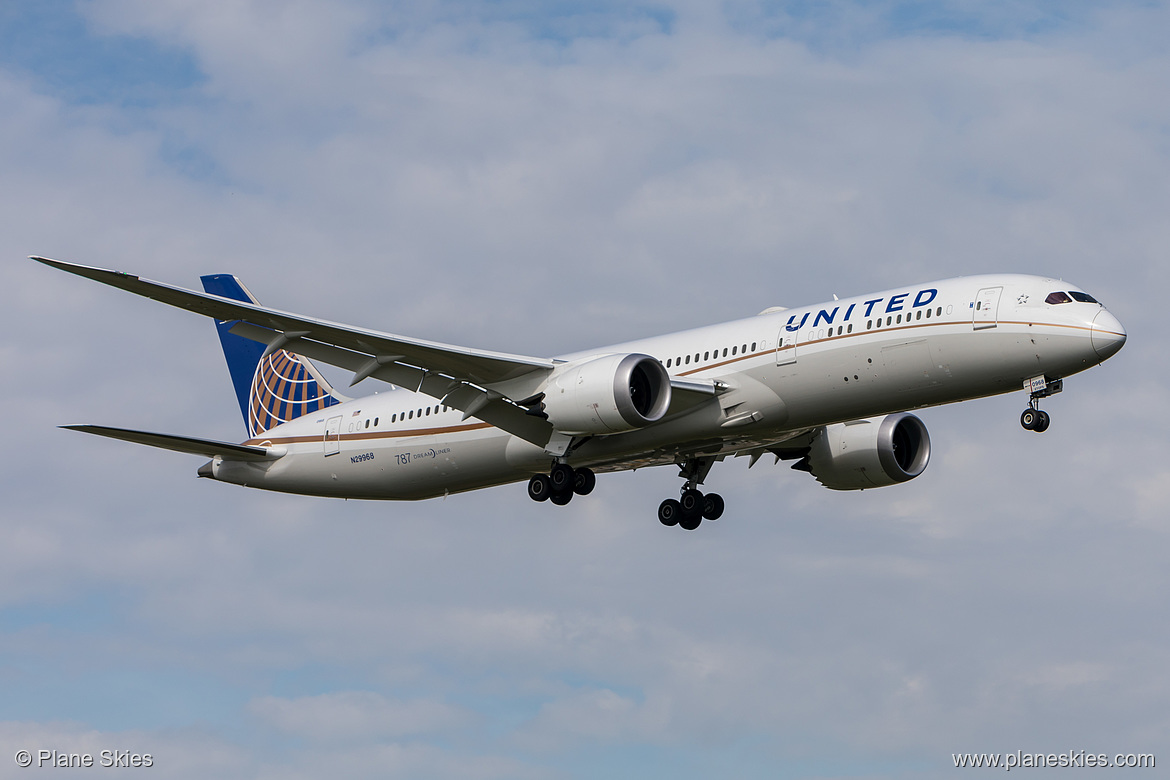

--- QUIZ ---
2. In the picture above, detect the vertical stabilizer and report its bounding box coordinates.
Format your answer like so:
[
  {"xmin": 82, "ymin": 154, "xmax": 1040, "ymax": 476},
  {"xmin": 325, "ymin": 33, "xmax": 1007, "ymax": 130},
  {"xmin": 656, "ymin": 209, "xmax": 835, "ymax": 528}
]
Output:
[{"xmin": 201, "ymin": 274, "xmax": 344, "ymax": 437}]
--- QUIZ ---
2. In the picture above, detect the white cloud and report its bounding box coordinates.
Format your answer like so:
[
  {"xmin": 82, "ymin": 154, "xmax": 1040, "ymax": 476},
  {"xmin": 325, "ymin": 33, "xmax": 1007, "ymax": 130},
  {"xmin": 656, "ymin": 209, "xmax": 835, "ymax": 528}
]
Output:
[{"xmin": 249, "ymin": 691, "xmax": 471, "ymax": 741}]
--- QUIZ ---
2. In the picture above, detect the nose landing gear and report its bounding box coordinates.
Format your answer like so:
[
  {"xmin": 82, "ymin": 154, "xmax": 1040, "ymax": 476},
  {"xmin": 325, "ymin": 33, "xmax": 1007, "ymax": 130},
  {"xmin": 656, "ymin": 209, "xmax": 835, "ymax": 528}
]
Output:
[
  {"xmin": 1020, "ymin": 375, "xmax": 1061, "ymax": 433},
  {"xmin": 1020, "ymin": 406, "xmax": 1051, "ymax": 433}
]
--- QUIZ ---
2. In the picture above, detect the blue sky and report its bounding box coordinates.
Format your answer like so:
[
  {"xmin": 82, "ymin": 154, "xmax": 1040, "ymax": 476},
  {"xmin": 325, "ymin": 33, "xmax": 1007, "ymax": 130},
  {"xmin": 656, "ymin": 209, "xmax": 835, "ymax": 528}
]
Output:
[{"xmin": 2, "ymin": 1, "xmax": 1169, "ymax": 778}]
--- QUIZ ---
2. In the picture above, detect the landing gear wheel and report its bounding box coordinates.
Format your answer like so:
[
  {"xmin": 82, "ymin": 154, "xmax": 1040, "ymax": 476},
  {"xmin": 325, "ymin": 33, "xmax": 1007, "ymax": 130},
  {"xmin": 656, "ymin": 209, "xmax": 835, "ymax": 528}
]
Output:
[
  {"xmin": 573, "ymin": 468, "xmax": 596, "ymax": 496},
  {"xmin": 1020, "ymin": 408, "xmax": 1039, "ymax": 430},
  {"xmin": 527, "ymin": 474, "xmax": 552, "ymax": 502},
  {"xmin": 550, "ymin": 490, "xmax": 573, "ymax": 506},
  {"xmin": 702, "ymin": 493, "xmax": 725, "ymax": 521},
  {"xmin": 550, "ymin": 463, "xmax": 575, "ymax": 492},
  {"xmin": 1034, "ymin": 410, "xmax": 1051, "ymax": 433},
  {"xmin": 658, "ymin": 499, "xmax": 681, "ymax": 526},
  {"xmin": 678, "ymin": 512, "xmax": 702, "ymax": 531},
  {"xmin": 680, "ymin": 488, "xmax": 704, "ymax": 516}
]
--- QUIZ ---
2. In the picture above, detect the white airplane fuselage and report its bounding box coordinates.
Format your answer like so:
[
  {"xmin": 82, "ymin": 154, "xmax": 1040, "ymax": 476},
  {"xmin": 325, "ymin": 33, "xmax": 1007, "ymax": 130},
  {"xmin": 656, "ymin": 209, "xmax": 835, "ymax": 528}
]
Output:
[{"xmin": 207, "ymin": 273, "xmax": 1125, "ymax": 500}]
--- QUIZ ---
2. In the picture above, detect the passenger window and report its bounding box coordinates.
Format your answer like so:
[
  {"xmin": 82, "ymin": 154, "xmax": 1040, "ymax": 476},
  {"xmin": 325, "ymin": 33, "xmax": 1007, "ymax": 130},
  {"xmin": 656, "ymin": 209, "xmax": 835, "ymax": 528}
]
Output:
[
  {"xmin": 886, "ymin": 316, "xmax": 892, "ymax": 326},
  {"xmin": 704, "ymin": 351, "xmax": 709, "ymax": 361},
  {"xmin": 685, "ymin": 355, "xmax": 690, "ymax": 364},
  {"xmin": 374, "ymin": 417, "xmax": 379, "ymax": 426},
  {"xmin": 742, "ymin": 344, "xmax": 747, "ymax": 353},
  {"xmin": 695, "ymin": 353, "xmax": 700, "ymax": 362},
  {"xmin": 936, "ymin": 307, "xmax": 942, "ymax": 316},
  {"xmin": 867, "ymin": 320, "xmax": 873, "ymax": 330},
  {"xmin": 732, "ymin": 346, "xmax": 737, "ymax": 355},
  {"xmin": 722, "ymin": 348, "xmax": 728, "ymax": 357},
  {"xmin": 926, "ymin": 309, "xmax": 931, "ymax": 319},
  {"xmin": 391, "ymin": 414, "xmax": 396, "ymax": 423},
  {"xmin": 408, "ymin": 410, "xmax": 413, "ymax": 419},
  {"xmin": 751, "ymin": 342, "xmax": 757, "ymax": 351},
  {"xmin": 847, "ymin": 324, "xmax": 853, "ymax": 333},
  {"xmin": 1069, "ymin": 291, "xmax": 1098, "ymax": 304},
  {"xmin": 666, "ymin": 358, "xmax": 672, "ymax": 368}
]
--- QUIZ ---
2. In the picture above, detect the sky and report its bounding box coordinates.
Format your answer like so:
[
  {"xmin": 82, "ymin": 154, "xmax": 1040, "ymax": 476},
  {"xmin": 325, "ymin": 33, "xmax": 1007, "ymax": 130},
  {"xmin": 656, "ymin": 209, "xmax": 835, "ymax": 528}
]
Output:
[{"xmin": 1, "ymin": 1, "xmax": 1168, "ymax": 777}]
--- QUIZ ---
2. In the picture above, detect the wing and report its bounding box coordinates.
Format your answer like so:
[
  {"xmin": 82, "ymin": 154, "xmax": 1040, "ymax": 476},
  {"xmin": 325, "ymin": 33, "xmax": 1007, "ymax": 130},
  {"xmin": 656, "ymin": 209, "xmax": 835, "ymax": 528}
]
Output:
[{"xmin": 34, "ymin": 256, "xmax": 560, "ymax": 445}]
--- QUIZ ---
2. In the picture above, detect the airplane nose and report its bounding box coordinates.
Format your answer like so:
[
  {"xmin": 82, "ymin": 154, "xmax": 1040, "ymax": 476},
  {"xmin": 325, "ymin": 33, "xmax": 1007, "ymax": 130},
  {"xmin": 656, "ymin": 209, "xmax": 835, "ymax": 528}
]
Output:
[{"xmin": 1091, "ymin": 309, "xmax": 1126, "ymax": 360}]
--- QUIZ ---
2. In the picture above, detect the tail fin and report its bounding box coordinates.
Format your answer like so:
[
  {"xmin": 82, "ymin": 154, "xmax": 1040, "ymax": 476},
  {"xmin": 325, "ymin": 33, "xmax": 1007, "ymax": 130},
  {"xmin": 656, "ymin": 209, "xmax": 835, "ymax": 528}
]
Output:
[{"xmin": 201, "ymin": 274, "xmax": 345, "ymax": 438}]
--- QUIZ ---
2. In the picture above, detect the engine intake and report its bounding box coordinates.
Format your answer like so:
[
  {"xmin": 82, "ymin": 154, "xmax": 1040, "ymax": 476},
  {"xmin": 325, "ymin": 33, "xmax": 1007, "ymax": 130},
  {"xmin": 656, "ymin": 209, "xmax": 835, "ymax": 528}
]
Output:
[
  {"xmin": 805, "ymin": 413, "xmax": 931, "ymax": 490},
  {"xmin": 541, "ymin": 353, "xmax": 671, "ymax": 435}
]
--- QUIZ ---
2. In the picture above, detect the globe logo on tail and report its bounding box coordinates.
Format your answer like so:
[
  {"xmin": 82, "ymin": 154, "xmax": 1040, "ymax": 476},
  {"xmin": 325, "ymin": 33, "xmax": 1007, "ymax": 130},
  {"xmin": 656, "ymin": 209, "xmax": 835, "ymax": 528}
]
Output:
[{"xmin": 248, "ymin": 349, "xmax": 339, "ymax": 437}]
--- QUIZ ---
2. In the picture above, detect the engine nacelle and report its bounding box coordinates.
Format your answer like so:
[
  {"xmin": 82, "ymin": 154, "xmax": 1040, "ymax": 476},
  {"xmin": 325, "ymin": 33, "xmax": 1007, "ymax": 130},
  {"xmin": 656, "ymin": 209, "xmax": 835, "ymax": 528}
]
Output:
[
  {"xmin": 541, "ymin": 353, "xmax": 671, "ymax": 435},
  {"xmin": 806, "ymin": 413, "xmax": 931, "ymax": 490}
]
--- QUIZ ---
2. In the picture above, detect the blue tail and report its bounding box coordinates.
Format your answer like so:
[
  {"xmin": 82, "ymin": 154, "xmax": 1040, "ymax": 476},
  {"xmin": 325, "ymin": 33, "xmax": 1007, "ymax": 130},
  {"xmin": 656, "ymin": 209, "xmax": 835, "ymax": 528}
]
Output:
[{"xmin": 201, "ymin": 274, "xmax": 343, "ymax": 438}]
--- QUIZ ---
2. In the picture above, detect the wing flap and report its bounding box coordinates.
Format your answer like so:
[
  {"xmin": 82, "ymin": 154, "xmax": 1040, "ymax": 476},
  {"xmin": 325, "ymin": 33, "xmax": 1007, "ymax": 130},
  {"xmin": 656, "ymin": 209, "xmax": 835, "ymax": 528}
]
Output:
[{"xmin": 62, "ymin": 425, "xmax": 279, "ymax": 461}]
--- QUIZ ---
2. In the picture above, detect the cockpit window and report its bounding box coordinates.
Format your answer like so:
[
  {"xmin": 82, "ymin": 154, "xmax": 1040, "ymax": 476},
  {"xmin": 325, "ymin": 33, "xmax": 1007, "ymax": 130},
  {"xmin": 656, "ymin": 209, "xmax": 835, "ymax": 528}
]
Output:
[
  {"xmin": 1068, "ymin": 291, "xmax": 1099, "ymax": 304},
  {"xmin": 1045, "ymin": 291, "xmax": 1072, "ymax": 305}
]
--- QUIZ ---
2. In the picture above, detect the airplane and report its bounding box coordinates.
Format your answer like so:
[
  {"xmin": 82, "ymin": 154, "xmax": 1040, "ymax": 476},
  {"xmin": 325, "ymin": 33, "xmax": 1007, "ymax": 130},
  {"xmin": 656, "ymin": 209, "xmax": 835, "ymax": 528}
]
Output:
[{"xmin": 33, "ymin": 256, "xmax": 1126, "ymax": 530}]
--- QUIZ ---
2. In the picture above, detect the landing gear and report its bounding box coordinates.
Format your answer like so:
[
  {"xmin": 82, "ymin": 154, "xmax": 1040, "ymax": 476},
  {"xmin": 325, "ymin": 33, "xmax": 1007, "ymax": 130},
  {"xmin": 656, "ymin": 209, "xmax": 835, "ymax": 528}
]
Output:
[
  {"xmin": 658, "ymin": 498, "xmax": 681, "ymax": 526},
  {"xmin": 659, "ymin": 457, "xmax": 724, "ymax": 530},
  {"xmin": 1020, "ymin": 407, "xmax": 1050, "ymax": 432},
  {"xmin": 527, "ymin": 464, "xmax": 596, "ymax": 506},
  {"xmin": 703, "ymin": 492, "xmax": 725, "ymax": 521},
  {"xmin": 527, "ymin": 474, "xmax": 552, "ymax": 502},
  {"xmin": 1021, "ymin": 376, "xmax": 1061, "ymax": 433}
]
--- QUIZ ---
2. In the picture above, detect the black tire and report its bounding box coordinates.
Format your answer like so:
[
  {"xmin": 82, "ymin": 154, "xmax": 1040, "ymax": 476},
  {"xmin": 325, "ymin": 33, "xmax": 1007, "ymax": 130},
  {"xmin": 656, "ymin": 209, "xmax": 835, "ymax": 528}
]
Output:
[
  {"xmin": 527, "ymin": 474, "xmax": 552, "ymax": 502},
  {"xmin": 550, "ymin": 463, "xmax": 575, "ymax": 492},
  {"xmin": 679, "ymin": 512, "xmax": 702, "ymax": 531},
  {"xmin": 1034, "ymin": 410, "xmax": 1051, "ymax": 433},
  {"xmin": 680, "ymin": 488, "xmax": 703, "ymax": 515},
  {"xmin": 658, "ymin": 499, "xmax": 681, "ymax": 526},
  {"xmin": 1021, "ymin": 409, "xmax": 1038, "ymax": 430},
  {"xmin": 573, "ymin": 468, "xmax": 596, "ymax": 496},
  {"xmin": 550, "ymin": 490, "xmax": 573, "ymax": 506},
  {"xmin": 702, "ymin": 492, "xmax": 725, "ymax": 521}
]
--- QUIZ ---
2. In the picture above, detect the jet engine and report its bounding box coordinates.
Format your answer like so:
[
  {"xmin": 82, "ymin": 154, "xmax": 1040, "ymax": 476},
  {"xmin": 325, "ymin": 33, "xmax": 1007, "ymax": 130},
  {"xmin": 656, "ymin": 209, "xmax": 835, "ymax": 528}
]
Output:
[
  {"xmin": 539, "ymin": 353, "xmax": 672, "ymax": 435},
  {"xmin": 804, "ymin": 413, "xmax": 930, "ymax": 490}
]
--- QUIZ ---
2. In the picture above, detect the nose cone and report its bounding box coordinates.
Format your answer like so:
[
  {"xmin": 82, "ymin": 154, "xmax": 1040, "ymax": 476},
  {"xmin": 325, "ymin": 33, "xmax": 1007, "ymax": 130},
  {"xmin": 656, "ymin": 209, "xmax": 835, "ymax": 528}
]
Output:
[{"xmin": 1091, "ymin": 310, "xmax": 1126, "ymax": 360}]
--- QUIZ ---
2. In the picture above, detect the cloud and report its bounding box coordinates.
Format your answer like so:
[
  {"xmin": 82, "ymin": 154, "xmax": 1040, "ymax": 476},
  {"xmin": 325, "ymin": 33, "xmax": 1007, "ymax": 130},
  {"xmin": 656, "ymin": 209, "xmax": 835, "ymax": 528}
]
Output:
[{"xmin": 249, "ymin": 691, "xmax": 471, "ymax": 742}]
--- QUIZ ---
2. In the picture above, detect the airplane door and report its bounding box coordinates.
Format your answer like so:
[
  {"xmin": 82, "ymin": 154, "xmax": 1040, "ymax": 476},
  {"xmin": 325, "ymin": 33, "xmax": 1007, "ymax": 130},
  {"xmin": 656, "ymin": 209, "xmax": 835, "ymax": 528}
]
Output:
[
  {"xmin": 776, "ymin": 330, "xmax": 797, "ymax": 365},
  {"xmin": 973, "ymin": 286, "xmax": 1003, "ymax": 330},
  {"xmin": 323, "ymin": 415, "xmax": 341, "ymax": 456}
]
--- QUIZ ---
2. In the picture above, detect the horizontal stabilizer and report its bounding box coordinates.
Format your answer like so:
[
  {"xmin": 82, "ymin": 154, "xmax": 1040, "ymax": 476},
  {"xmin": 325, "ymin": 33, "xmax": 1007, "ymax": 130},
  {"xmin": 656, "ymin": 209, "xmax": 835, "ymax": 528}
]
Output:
[{"xmin": 61, "ymin": 425, "xmax": 280, "ymax": 462}]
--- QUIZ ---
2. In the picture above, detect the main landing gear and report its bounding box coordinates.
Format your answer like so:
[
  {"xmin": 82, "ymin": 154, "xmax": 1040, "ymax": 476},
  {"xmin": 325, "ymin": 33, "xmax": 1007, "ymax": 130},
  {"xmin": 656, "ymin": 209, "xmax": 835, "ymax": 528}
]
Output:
[
  {"xmin": 658, "ymin": 489, "xmax": 724, "ymax": 531},
  {"xmin": 658, "ymin": 457, "xmax": 724, "ymax": 531},
  {"xmin": 527, "ymin": 463, "xmax": 596, "ymax": 506}
]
